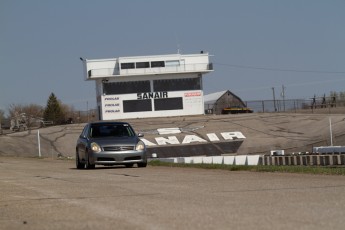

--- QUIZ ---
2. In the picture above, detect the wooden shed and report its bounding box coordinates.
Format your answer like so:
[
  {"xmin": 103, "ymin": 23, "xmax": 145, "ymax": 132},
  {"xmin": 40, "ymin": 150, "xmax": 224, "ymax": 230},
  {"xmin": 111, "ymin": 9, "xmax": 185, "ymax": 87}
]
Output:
[{"xmin": 204, "ymin": 90, "xmax": 251, "ymax": 115}]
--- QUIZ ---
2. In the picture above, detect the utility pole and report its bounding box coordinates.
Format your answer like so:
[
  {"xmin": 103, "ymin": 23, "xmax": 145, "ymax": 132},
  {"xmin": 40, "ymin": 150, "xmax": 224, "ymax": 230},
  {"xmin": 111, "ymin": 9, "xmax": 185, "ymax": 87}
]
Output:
[
  {"xmin": 272, "ymin": 87, "xmax": 277, "ymax": 112},
  {"xmin": 329, "ymin": 117, "xmax": 333, "ymax": 146},
  {"xmin": 87, "ymin": 101, "xmax": 89, "ymax": 122},
  {"xmin": 281, "ymin": 85, "xmax": 286, "ymax": 112}
]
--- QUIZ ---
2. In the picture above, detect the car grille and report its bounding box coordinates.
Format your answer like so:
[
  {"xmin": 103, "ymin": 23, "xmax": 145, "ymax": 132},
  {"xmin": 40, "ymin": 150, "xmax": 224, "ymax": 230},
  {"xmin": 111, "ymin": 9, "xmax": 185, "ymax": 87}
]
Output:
[
  {"xmin": 103, "ymin": 146, "xmax": 135, "ymax": 151},
  {"xmin": 97, "ymin": 157, "xmax": 114, "ymax": 161},
  {"xmin": 124, "ymin": 156, "xmax": 141, "ymax": 161}
]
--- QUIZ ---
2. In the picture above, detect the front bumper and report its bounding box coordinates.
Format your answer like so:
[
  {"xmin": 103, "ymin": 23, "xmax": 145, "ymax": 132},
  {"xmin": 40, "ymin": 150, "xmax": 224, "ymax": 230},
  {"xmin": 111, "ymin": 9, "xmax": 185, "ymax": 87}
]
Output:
[{"xmin": 89, "ymin": 150, "xmax": 147, "ymax": 165}]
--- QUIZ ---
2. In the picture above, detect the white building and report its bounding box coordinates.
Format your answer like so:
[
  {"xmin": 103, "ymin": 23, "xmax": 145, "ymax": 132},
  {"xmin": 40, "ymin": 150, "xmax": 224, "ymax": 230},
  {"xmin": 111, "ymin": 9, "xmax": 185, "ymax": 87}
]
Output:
[{"xmin": 82, "ymin": 52, "xmax": 213, "ymax": 120}]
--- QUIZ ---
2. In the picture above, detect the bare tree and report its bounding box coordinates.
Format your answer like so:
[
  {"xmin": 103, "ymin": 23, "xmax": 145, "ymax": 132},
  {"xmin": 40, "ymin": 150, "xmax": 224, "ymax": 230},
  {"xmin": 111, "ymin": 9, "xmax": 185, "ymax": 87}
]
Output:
[
  {"xmin": 0, "ymin": 109, "xmax": 4, "ymax": 120},
  {"xmin": 60, "ymin": 103, "xmax": 75, "ymax": 123},
  {"xmin": 8, "ymin": 103, "xmax": 44, "ymax": 128}
]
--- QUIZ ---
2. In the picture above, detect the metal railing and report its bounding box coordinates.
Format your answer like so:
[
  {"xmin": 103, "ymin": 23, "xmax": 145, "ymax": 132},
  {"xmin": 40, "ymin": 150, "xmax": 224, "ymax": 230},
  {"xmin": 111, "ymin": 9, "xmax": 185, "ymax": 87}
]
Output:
[
  {"xmin": 89, "ymin": 63, "xmax": 213, "ymax": 78},
  {"xmin": 245, "ymin": 99, "xmax": 344, "ymax": 113}
]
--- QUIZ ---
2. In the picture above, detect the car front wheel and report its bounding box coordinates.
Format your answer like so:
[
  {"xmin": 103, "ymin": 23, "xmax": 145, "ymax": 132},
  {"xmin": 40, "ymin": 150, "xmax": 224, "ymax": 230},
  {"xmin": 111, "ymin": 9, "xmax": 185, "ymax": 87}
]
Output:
[
  {"xmin": 85, "ymin": 153, "xmax": 95, "ymax": 169},
  {"xmin": 137, "ymin": 162, "xmax": 147, "ymax": 168},
  {"xmin": 76, "ymin": 151, "xmax": 85, "ymax": 169}
]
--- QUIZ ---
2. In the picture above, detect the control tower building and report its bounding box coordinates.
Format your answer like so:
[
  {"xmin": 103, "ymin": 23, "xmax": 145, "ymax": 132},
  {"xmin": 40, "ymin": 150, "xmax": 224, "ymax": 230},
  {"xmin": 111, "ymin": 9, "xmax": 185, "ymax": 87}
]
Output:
[{"xmin": 82, "ymin": 52, "xmax": 213, "ymax": 120}]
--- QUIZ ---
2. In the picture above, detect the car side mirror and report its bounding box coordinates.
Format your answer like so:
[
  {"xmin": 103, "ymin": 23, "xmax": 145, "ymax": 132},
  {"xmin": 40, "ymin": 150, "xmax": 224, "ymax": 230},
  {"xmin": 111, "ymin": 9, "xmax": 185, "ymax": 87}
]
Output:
[{"xmin": 137, "ymin": 133, "xmax": 144, "ymax": 137}]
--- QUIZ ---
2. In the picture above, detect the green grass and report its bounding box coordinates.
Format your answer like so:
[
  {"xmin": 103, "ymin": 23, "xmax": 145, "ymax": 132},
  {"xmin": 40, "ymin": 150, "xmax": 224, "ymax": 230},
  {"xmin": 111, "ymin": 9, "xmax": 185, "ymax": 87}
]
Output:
[{"xmin": 148, "ymin": 160, "xmax": 345, "ymax": 175}]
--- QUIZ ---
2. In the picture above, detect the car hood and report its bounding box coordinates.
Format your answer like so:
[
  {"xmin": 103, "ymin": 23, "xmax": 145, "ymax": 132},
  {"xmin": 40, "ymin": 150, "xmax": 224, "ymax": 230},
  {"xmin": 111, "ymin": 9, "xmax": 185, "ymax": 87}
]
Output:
[{"xmin": 89, "ymin": 136, "xmax": 139, "ymax": 146}]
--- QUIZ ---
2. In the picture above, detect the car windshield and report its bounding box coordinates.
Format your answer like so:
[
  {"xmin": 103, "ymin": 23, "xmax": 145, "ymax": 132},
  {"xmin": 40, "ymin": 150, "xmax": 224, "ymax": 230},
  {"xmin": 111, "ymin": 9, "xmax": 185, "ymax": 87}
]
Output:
[{"xmin": 89, "ymin": 124, "xmax": 135, "ymax": 138}]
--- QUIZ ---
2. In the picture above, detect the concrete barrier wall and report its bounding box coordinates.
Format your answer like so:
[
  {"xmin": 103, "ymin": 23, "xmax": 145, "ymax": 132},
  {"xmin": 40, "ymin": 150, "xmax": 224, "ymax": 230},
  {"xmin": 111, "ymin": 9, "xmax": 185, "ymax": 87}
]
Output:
[
  {"xmin": 151, "ymin": 155, "xmax": 263, "ymax": 166},
  {"xmin": 247, "ymin": 155, "xmax": 261, "ymax": 165},
  {"xmin": 212, "ymin": 156, "xmax": 223, "ymax": 164},
  {"xmin": 234, "ymin": 156, "xmax": 247, "ymax": 165},
  {"xmin": 223, "ymin": 156, "xmax": 235, "ymax": 165},
  {"xmin": 150, "ymin": 154, "xmax": 345, "ymax": 166}
]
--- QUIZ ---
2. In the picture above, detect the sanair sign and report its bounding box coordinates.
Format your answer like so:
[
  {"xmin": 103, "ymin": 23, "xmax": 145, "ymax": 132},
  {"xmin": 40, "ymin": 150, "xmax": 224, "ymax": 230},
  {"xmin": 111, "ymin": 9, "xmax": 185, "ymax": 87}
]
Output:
[{"xmin": 139, "ymin": 127, "xmax": 246, "ymax": 147}]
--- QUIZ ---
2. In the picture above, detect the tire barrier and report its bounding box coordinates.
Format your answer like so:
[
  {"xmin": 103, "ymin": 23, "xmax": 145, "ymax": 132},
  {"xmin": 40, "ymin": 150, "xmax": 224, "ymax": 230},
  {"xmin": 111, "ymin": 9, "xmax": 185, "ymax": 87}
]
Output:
[
  {"xmin": 150, "ymin": 154, "xmax": 345, "ymax": 166},
  {"xmin": 262, "ymin": 154, "xmax": 345, "ymax": 166}
]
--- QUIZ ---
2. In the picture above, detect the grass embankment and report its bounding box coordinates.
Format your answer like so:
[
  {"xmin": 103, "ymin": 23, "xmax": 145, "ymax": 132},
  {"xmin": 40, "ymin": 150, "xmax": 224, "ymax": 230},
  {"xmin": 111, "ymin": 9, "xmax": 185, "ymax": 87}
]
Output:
[{"xmin": 149, "ymin": 160, "xmax": 345, "ymax": 175}]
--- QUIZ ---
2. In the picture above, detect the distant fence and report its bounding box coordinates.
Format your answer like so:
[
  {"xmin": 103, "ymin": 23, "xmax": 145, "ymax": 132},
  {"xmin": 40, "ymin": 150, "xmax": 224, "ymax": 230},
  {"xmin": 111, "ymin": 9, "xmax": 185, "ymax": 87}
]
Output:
[
  {"xmin": 245, "ymin": 98, "xmax": 345, "ymax": 113},
  {"xmin": 78, "ymin": 100, "xmax": 345, "ymax": 120},
  {"xmin": 72, "ymin": 109, "xmax": 99, "ymax": 123}
]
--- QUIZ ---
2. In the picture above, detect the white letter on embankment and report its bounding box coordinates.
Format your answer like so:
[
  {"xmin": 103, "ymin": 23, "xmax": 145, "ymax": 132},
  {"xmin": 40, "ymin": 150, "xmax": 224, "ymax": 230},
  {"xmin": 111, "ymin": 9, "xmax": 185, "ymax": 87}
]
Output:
[
  {"xmin": 182, "ymin": 135, "xmax": 207, "ymax": 144},
  {"xmin": 207, "ymin": 133, "xmax": 220, "ymax": 142},
  {"xmin": 140, "ymin": 138, "xmax": 157, "ymax": 146},
  {"xmin": 221, "ymin": 132, "xmax": 246, "ymax": 140},
  {"xmin": 155, "ymin": 136, "xmax": 180, "ymax": 145}
]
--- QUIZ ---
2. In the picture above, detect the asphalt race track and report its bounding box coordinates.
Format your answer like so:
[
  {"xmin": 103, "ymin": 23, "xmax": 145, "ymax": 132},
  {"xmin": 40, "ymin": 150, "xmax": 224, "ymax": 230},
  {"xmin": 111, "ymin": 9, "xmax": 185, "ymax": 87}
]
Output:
[{"xmin": 1, "ymin": 157, "xmax": 345, "ymax": 230}]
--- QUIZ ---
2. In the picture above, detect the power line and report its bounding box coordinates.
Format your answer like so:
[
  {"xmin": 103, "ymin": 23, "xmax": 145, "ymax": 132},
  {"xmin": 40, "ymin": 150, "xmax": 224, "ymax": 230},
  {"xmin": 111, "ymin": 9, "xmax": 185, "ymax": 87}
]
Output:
[
  {"xmin": 229, "ymin": 78, "xmax": 345, "ymax": 94},
  {"xmin": 214, "ymin": 63, "xmax": 345, "ymax": 74}
]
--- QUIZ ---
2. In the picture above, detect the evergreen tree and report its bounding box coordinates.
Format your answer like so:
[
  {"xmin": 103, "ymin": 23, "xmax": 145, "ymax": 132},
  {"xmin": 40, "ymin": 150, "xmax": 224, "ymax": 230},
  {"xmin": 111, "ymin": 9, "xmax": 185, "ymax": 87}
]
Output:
[{"xmin": 43, "ymin": 93, "xmax": 65, "ymax": 125}]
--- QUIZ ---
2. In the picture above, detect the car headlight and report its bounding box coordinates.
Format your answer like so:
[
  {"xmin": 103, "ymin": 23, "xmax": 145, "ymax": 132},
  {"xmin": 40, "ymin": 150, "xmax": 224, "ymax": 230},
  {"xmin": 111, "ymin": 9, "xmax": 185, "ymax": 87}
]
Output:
[
  {"xmin": 91, "ymin": 142, "xmax": 101, "ymax": 153},
  {"xmin": 135, "ymin": 141, "xmax": 145, "ymax": 151}
]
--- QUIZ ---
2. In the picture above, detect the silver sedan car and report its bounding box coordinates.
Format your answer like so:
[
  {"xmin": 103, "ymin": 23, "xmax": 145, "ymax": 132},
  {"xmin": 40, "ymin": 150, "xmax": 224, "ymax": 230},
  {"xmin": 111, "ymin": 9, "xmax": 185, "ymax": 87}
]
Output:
[{"xmin": 76, "ymin": 121, "xmax": 147, "ymax": 169}]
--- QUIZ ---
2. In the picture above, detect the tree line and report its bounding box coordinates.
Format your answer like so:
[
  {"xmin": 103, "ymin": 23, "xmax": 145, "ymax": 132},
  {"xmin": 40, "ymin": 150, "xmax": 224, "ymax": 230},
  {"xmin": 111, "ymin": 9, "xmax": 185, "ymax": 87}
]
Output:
[{"xmin": 0, "ymin": 93, "xmax": 96, "ymax": 128}]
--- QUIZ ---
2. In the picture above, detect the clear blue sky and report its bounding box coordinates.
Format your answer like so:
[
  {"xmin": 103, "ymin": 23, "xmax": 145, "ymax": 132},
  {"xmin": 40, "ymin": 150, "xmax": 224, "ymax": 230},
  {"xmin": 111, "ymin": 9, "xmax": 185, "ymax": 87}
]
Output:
[{"xmin": 1, "ymin": 0, "xmax": 345, "ymax": 112}]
